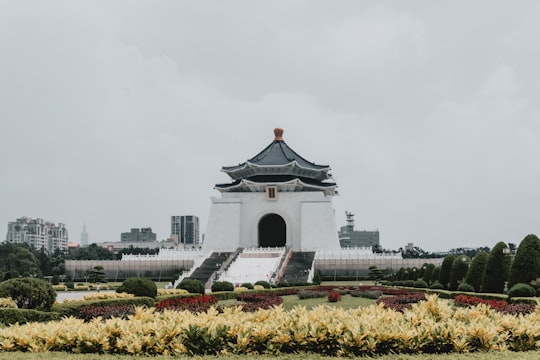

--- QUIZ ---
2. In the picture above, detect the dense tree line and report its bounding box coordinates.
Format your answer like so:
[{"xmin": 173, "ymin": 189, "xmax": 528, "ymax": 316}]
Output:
[
  {"xmin": 0, "ymin": 242, "xmax": 163, "ymax": 281},
  {"xmin": 0, "ymin": 243, "xmax": 65, "ymax": 280},
  {"xmin": 390, "ymin": 234, "xmax": 540, "ymax": 296}
]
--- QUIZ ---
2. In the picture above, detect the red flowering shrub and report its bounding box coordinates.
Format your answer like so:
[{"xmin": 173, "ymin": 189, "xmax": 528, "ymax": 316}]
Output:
[
  {"xmin": 155, "ymin": 295, "xmax": 218, "ymax": 313},
  {"xmin": 453, "ymin": 295, "xmax": 507, "ymax": 311},
  {"xmin": 78, "ymin": 304, "xmax": 135, "ymax": 322},
  {"xmin": 328, "ymin": 291, "xmax": 342, "ymax": 302},
  {"xmin": 453, "ymin": 295, "xmax": 536, "ymax": 315}
]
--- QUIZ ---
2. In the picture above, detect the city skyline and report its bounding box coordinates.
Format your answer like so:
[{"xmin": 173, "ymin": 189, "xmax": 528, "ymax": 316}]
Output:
[{"xmin": 1, "ymin": 2, "xmax": 539, "ymax": 252}]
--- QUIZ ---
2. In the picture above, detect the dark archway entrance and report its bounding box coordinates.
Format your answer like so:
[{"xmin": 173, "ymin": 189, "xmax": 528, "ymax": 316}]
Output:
[{"xmin": 258, "ymin": 213, "xmax": 286, "ymax": 247}]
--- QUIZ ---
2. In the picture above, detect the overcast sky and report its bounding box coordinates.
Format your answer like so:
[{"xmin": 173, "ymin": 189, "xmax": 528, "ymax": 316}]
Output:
[{"xmin": 1, "ymin": 1, "xmax": 539, "ymax": 252}]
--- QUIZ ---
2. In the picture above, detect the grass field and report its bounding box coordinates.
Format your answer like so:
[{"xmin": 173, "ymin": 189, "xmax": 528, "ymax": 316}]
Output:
[{"xmin": 1, "ymin": 352, "xmax": 540, "ymax": 360}]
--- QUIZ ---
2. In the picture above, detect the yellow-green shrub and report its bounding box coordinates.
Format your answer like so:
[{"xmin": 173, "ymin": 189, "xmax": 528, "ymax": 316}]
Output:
[
  {"xmin": 83, "ymin": 292, "xmax": 134, "ymax": 301},
  {"xmin": 157, "ymin": 289, "xmax": 189, "ymax": 296},
  {"xmin": 1, "ymin": 295, "xmax": 540, "ymax": 355},
  {"xmin": 0, "ymin": 297, "xmax": 17, "ymax": 308}
]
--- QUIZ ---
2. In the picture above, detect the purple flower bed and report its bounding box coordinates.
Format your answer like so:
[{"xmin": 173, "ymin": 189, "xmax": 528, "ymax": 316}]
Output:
[
  {"xmin": 78, "ymin": 304, "xmax": 135, "ymax": 322},
  {"xmin": 235, "ymin": 293, "xmax": 283, "ymax": 312},
  {"xmin": 375, "ymin": 292, "xmax": 426, "ymax": 312}
]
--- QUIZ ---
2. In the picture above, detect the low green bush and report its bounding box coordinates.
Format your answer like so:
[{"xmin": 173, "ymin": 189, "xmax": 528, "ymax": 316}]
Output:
[
  {"xmin": 297, "ymin": 290, "xmax": 327, "ymax": 299},
  {"xmin": 241, "ymin": 283, "xmax": 254, "ymax": 289},
  {"xmin": 457, "ymin": 283, "xmax": 475, "ymax": 292},
  {"xmin": 117, "ymin": 278, "xmax": 157, "ymax": 298},
  {"xmin": 254, "ymin": 280, "xmax": 271, "ymax": 289},
  {"xmin": 211, "ymin": 281, "xmax": 234, "ymax": 292},
  {"xmin": 350, "ymin": 290, "xmax": 382, "ymax": 299},
  {"xmin": 413, "ymin": 279, "xmax": 428, "ymax": 288},
  {"xmin": 507, "ymin": 283, "xmax": 536, "ymax": 298},
  {"xmin": 0, "ymin": 308, "xmax": 61, "ymax": 325},
  {"xmin": 429, "ymin": 282, "xmax": 445, "ymax": 290},
  {"xmin": 177, "ymin": 279, "xmax": 205, "ymax": 294}
]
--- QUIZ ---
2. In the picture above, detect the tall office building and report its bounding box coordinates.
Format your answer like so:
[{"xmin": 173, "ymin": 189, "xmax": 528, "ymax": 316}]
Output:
[
  {"xmin": 6, "ymin": 216, "xmax": 69, "ymax": 254},
  {"xmin": 80, "ymin": 223, "xmax": 89, "ymax": 247},
  {"xmin": 171, "ymin": 216, "xmax": 199, "ymax": 245},
  {"xmin": 120, "ymin": 228, "xmax": 156, "ymax": 242}
]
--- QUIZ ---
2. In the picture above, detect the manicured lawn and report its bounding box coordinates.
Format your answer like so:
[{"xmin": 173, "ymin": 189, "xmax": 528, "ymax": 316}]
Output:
[
  {"xmin": 217, "ymin": 293, "xmax": 377, "ymax": 310},
  {"xmin": 1, "ymin": 351, "xmax": 540, "ymax": 360},
  {"xmin": 281, "ymin": 293, "xmax": 375, "ymax": 310}
]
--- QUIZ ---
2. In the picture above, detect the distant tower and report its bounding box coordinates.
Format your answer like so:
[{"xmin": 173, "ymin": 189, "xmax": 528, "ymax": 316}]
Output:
[
  {"xmin": 345, "ymin": 211, "xmax": 355, "ymax": 234},
  {"xmin": 80, "ymin": 223, "xmax": 89, "ymax": 247}
]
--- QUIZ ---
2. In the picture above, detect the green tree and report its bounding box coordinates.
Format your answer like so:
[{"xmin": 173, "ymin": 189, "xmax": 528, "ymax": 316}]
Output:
[
  {"xmin": 481, "ymin": 242, "xmax": 511, "ymax": 293},
  {"xmin": 86, "ymin": 266, "xmax": 107, "ymax": 283},
  {"xmin": 439, "ymin": 254, "xmax": 456, "ymax": 289},
  {"xmin": 0, "ymin": 277, "xmax": 56, "ymax": 311},
  {"xmin": 464, "ymin": 251, "xmax": 489, "ymax": 292},
  {"xmin": 0, "ymin": 243, "xmax": 41, "ymax": 276},
  {"xmin": 368, "ymin": 265, "xmax": 384, "ymax": 283},
  {"xmin": 508, "ymin": 234, "xmax": 540, "ymax": 289},
  {"xmin": 67, "ymin": 243, "xmax": 114, "ymax": 260},
  {"xmin": 448, "ymin": 255, "xmax": 471, "ymax": 291}
]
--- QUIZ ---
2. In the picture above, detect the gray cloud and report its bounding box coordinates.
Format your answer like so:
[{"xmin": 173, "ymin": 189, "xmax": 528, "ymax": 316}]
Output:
[{"xmin": 1, "ymin": 1, "xmax": 539, "ymax": 251}]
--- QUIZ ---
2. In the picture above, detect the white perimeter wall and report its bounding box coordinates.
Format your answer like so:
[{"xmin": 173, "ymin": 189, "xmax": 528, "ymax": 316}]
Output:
[{"xmin": 203, "ymin": 191, "xmax": 340, "ymax": 252}]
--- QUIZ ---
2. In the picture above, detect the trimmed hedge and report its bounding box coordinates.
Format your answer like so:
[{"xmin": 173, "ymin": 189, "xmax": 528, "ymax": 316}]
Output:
[
  {"xmin": 0, "ymin": 308, "xmax": 61, "ymax": 325},
  {"xmin": 52, "ymin": 297, "xmax": 155, "ymax": 318}
]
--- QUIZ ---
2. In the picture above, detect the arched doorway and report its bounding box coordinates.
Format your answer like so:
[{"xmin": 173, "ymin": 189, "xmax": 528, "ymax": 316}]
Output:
[{"xmin": 258, "ymin": 213, "xmax": 286, "ymax": 247}]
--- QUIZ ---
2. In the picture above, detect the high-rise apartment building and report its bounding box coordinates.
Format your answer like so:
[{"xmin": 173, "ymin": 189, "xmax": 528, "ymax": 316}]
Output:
[
  {"xmin": 171, "ymin": 215, "xmax": 199, "ymax": 245},
  {"xmin": 5, "ymin": 216, "xmax": 69, "ymax": 254}
]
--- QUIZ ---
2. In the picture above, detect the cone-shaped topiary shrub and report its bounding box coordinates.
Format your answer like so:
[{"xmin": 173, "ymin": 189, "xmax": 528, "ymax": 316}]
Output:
[
  {"xmin": 508, "ymin": 234, "xmax": 540, "ymax": 289},
  {"xmin": 439, "ymin": 255, "xmax": 456, "ymax": 289},
  {"xmin": 481, "ymin": 242, "xmax": 511, "ymax": 294},
  {"xmin": 449, "ymin": 255, "xmax": 471, "ymax": 291},
  {"xmin": 465, "ymin": 251, "xmax": 488, "ymax": 293}
]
